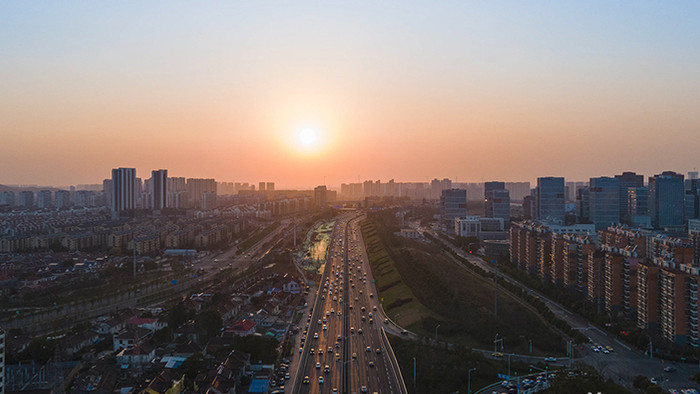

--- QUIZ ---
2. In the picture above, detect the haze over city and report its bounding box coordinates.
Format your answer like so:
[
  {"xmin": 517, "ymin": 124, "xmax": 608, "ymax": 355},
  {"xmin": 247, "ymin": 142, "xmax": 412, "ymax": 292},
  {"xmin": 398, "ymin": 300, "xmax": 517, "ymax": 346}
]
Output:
[{"xmin": 2, "ymin": 2, "xmax": 700, "ymax": 188}]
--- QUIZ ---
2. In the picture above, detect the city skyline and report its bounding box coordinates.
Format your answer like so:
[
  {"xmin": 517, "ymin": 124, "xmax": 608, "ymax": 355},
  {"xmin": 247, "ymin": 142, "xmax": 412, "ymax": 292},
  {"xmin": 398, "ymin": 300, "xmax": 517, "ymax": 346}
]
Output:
[{"xmin": 2, "ymin": 2, "xmax": 700, "ymax": 188}]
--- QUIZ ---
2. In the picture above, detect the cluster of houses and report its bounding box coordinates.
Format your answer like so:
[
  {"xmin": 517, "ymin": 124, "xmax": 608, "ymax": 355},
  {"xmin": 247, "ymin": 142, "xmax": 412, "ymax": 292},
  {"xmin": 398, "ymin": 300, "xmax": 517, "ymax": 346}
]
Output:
[{"xmin": 5, "ymin": 269, "xmax": 306, "ymax": 393}]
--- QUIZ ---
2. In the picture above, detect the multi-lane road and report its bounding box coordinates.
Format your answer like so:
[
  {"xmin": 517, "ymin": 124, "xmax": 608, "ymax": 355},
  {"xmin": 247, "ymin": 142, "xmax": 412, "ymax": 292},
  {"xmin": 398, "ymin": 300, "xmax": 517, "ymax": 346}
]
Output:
[{"xmin": 294, "ymin": 214, "xmax": 406, "ymax": 394}]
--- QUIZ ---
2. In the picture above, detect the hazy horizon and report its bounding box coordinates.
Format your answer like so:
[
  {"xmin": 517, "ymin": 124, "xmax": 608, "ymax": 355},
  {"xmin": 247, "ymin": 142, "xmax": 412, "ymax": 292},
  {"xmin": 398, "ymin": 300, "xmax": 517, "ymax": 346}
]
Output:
[{"xmin": 3, "ymin": 2, "xmax": 700, "ymax": 188}]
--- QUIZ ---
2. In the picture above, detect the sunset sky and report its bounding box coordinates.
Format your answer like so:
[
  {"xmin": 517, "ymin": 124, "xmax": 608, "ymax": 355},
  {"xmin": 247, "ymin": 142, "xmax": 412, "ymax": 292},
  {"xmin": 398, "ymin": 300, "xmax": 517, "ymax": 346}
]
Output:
[{"xmin": 2, "ymin": 2, "xmax": 700, "ymax": 188}]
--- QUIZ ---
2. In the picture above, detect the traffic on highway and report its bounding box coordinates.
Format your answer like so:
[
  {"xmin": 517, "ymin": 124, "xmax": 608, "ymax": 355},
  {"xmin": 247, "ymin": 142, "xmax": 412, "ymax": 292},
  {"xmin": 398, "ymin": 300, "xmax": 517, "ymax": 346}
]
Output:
[{"xmin": 294, "ymin": 214, "xmax": 406, "ymax": 394}]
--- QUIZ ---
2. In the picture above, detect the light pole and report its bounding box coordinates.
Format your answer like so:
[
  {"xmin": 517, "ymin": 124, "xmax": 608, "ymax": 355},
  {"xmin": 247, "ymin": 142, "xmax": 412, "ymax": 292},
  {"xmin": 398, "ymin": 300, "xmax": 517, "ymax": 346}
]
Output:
[
  {"xmin": 435, "ymin": 324, "xmax": 441, "ymax": 343},
  {"xmin": 468, "ymin": 367, "xmax": 477, "ymax": 394},
  {"xmin": 529, "ymin": 339, "xmax": 533, "ymax": 353},
  {"xmin": 413, "ymin": 357, "xmax": 416, "ymax": 388}
]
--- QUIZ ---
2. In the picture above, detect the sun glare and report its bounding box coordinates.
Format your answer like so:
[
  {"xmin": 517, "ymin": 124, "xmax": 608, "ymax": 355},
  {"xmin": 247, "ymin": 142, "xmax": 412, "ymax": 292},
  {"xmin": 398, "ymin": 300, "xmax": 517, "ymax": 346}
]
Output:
[{"xmin": 298, "ymin": 128, "xmax": 319, "ymax": 149}]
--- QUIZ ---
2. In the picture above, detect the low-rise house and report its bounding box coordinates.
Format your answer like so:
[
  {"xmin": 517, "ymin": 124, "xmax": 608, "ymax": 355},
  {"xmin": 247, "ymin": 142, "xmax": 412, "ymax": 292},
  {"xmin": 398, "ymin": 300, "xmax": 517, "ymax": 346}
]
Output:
[
  {"xmin": 61, "ymin": 330, "xmax": 100, "ymax": 357},
  {"xmin": 282, "ymin": 280, "xmax": 300, "ymax": 294},
  {"xmin": 113, "ymin": 327, "xmax": 152, "ymax": 352},
  {"xmin": 230, "ymin": 319, "xmax": 256, "ymax": 336},
  {"xmin": 116, "ymin": 343, "xmax": 156, "ymax": 367}
]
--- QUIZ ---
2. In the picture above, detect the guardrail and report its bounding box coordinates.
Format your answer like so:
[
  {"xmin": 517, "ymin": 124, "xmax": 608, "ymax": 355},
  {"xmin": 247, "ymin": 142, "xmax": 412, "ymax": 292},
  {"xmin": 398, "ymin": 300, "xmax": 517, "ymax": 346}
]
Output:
[{"xmin": 380, "ymin": 327, "xmax": 409, "ymax": 394}]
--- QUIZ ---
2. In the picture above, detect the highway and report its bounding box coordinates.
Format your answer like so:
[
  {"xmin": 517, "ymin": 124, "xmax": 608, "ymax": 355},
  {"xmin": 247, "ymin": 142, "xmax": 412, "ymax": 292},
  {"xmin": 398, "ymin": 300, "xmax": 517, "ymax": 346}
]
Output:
[{"xmin": 294, "ymin": 214, "xmax": 406, "ymax": 394}]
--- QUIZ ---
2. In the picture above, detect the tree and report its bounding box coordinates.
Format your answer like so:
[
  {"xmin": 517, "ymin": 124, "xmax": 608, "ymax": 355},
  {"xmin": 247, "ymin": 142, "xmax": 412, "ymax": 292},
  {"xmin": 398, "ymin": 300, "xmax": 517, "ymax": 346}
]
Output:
[
  {"xmin": 179, "ymin": 352, "xmax": 205, "ymax": 389},
  {"xmin": 646, "ymin": 385, "xmax": 663, "ymax": 394},
  {"xmin": 168, "ymin": 302, "xmax": 187, "ymax": 329},
  {"xmin": 197, "ymin": 309, "xmax": 222, "ymax": 339},
  {"xmin": 633, "ymin": 375, "xmax": 651, "ymax": 391}
]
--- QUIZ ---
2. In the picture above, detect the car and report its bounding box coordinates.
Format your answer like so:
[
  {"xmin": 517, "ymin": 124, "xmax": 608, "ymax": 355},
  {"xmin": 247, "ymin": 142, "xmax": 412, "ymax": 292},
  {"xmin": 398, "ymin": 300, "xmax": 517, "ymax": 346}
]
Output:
[
  {"xmin": 318, "ymin": 349, "xmax": 324, "ymax": 355},
  {"xmin": 384, "ymin": 319, "xmax": 389, "ymax": 324},
  {"xmin": 376, "ymin": 348, "xmax": 381, "ymax": 354},
  {"xmin": 318, "ymin": 320, "xmax": 322, "ymax": 325},
  {"xmin": 350, "ymin": 327, "xmax": 355, "ymax": 333},
  {"xmin": 605, "ymin": 345, "xmax": 614, "ymax": 352},
  {"xmin": 358, "ymin": 328, "xmax": 363, "ymax": 334},
  {"xmin": 369, "ymin": 361, "xmax": 374, "ymax": 367},
  {"xmin": 319, "ymin": 376, "xmax": 324, "ymax": 384},
  {"xmin": 592, "ymin": 346, "xmax": 599, "ymax": 352},
  {"xmin": 369, "ymin": 318, "xmax": 373, "ymax": 324},
  {"xmin": 544, "ymin": 357, "xmax": 556, "ymax": 362},
  {"xmin": 361, "ymin": 386, "xmax": 367, "ymax": 393},
  {"xmin": 323, "ymin": 325, "xmax": 327, "ymax": 331},
  {"xmin": 664, "ymin": 365, "xmax": 677, "ymax": 373},
  {"xmin": 299, "ymin": 347, "xmax": 303, "ymax": 353},
  {"xmin": 328, "ymin": 346, "xmax": 333, "ymax": 353},
  {"xmin": 352, "ymin": 352, "xmax": 357, "ymax": 359},
  {"xmin": 368, "ymin": 312, "xmax": 373, "ymax": 317},
  {"xmin": 303, "ymin": 376, "xmax": 310, "ymax": 384},
  {"xmin": 336, "ymin": 352, "xmax": 341, "ymax": 360},
  {"xmin": 602, "ymin": 348, "xmax": 610, "ymax": 354},
  {"xmin": 335, "ymin": 342, "xmax": 340, "ymax": 348},
  {"xmin": 366, "ymin": 346, "xmax": 371, "ymax": 352},
  {"xmin": 369, "ymin": 293, "xmax": 374, "ymax": 298},
  {"xmin": 314, "ymin": 332, "xmax": 319, "ymax": 339},
  {"xmin": 492, "ymin": 352, "xmax": 503, "ymax": 358},
  {"xmin": 361, "ymin": 316, "xmax": 366, "ymax": 321},
  {"xmin": 373, "ymin": 305, "xmax": 377, "ymax": 311},
  {"xmin": 285, "ymin": 373, "xmax": 290, "ymax": 380},
  {"xmin": 324, "ymin": 365, "xmax": 331, "ymax": 373},
  {"xmin": 323, "ymin": 317, "xmax": 327, "ymax": 323},
  {"xmin": 310, "ymin": 348, "xmax": 315, "ymax": 355},
  {"xmin": 316, "ymin": 362, "xmax": 321, "ymax": 369},
  {"xmin": 401, "ymin": 330, "xmax": 408, "ymax": 335}
]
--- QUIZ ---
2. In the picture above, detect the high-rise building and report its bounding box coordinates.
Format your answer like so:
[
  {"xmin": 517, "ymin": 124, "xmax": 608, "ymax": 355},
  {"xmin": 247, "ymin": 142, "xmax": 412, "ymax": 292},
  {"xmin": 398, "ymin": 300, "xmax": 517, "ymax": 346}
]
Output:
[
  {"xmin": 576, "ymin": 186, "xmax": 590, "ymax": 223},
  {"xmin": 589, "ymin": 177, "xmax": 620, "ymax": 230},
  {"xmin": 0, "ymin": 326, "xmax": 4, "ymax": 394},
  {"xmin": 259, "ymin": 182, "xmax": 266, "ymax": 192},
  {"xmin": 440, "ymin": 189, "xmax": 467, "ymax": 233},
  {"xmin": 266, "ymin": 182, "xmax": 275, "ymax": 192},
  {"xmin": 615, "ymin": 172, "xmax": 644, "ymax": 223},
  {"xmin": 484, "ymin": 181, "xmax": 510, "ymax": 223},
  {"xmin": 314, "ymin": 185, "xmax": 328, "ymax": 208},
  {"xmin": 187, "ymin": 178, "xmax": 216, "ymax": 207},
  {"xmin": 649, "ymin": 171, "xmax": 684, "ymax": 229},
  {"xmin": 151, "ymin": 169, "xmax": 168, "ymax": 210},
  {"xmin": 112, "ymin": 167, "xmax": 136, "ymax": 216},
  {"xmin": 37, "ymin": 189, "xmax": 52, "ymax": 209},
  {"xmin": 685, "ymin": 178, "xmax": 700, "ymax": 222},
  {"xmin": 505, "ymin": 182, "xmax": 531, "ymax": 202},
  {"xmin": 536, "ymin": 177, "xmax": 565, "ymax": 224},
  {"xmin": 0, "ymin": 191, "xmax": 14, "ymax": 206},
  {"xmin": 55, "ymin": 190, "xmax": 71, "ymax": 209},
  {"xmin": 18, "ymin": 191, "xmax": 34, "ymax": 208},
  {"xmin": 201, "ymin": 191, "xmax": 217, "ymax": 210}
]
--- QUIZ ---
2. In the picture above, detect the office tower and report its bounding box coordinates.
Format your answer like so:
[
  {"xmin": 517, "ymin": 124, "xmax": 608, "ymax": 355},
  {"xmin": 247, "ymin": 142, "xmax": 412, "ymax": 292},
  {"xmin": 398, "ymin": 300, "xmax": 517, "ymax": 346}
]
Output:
[
  {"xmin": 484, "ymin": 181, "xmax": 510, "ymax": 222},
  {"xmin": 314, "ymin": 185, "xmax": 328, "ymax": 208},
  {"xmin": 112, "ymin": 167, "xmax": 136, "ymax": 216},
  {"xmin": 259, "ymin": 182, "xmax": 266, "ymax": 192},
  {"xmin": 440, "ymin": 189, "xmax": 467, "ymax": 233},
  {"xmin": 576, "ymin": 187, "xmax": 590, "ymax": 223},
  {"xmin": 37, "ymin": 190, "xmax": 52, "ymax": 209},
  {"xmin": 18, "ymin": 191, "xmax": 34, "ymax": 208},
  {"xmin": 151, "ymin": 169, "xmax": 167, "ymax": 210},
  {"xmin": 536, "ymin": 177, "xmax": 565, "ymax": 224},
  {"xmin": 649, "ymin": 171, "xmax": 685, "ymax": 229},
  {"xmin": 685, "ymin": 178, "xmax": 700, "ymax": 221},
  {"xmin": 266, "ymin": 182, "xmax": 274, "ymax": 192},
  {"xmin": 0, "ymin": 191, "xmax": 14, "ymax": 206},
  {"xmin": 522, "ymin": 195, "xmax": 533, "ymax": 219},
  {"xmin": 589, "ymin": 177, "xmax": 620, "ymax": 230},
  {"xmin": 55, "ymin": 190, "xmax": 71, "ymax": 209},
  {"xmin": 615, "ymin": 172, "xmax": 644, "ymax": 223}
]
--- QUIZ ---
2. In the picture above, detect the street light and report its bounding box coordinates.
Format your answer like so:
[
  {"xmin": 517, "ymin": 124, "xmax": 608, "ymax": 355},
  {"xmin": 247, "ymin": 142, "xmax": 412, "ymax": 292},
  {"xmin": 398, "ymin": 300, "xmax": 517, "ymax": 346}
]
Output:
[
  {"xmin": 468, "ymin": 367, "xmax": 477, "ymax": 394},
  {"xmin": 435, "ymin": 324, "xmax": 441, "ymax": 343}
]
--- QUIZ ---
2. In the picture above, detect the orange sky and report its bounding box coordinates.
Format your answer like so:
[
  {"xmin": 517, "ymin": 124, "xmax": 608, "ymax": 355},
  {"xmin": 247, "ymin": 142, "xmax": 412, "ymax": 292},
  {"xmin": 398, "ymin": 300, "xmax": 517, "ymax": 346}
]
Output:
[{"xmin": 2, "ymin": 2, "xmax": 700, "ymax": 188}]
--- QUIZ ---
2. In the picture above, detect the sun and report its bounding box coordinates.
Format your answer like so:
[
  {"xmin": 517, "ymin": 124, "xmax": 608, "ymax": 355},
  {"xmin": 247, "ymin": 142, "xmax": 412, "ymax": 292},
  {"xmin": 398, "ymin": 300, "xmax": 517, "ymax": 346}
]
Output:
[{"xmin": 297, "ymin": 128, "xmax": 320, "ymax": 149}]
